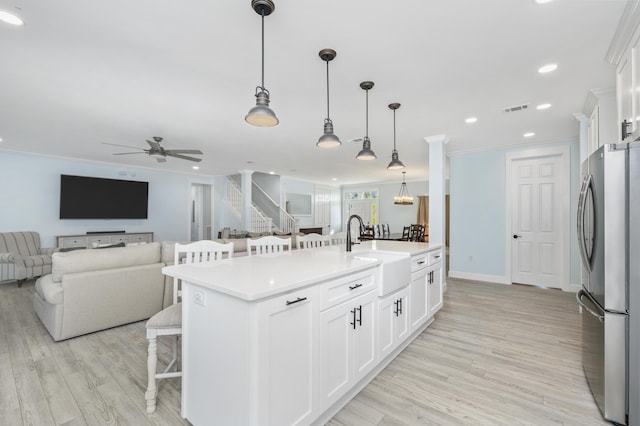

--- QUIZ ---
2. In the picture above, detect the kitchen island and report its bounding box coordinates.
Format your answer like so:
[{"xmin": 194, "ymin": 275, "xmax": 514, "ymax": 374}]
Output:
[{"xmin": 162, "ymin": 240, "xmax": 443, "ymax": 425}]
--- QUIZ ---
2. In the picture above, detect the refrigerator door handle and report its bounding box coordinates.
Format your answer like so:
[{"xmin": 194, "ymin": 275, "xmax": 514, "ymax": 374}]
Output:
[
  {"xmin": 577, "ymin": 174, "xmax": 594, "ymax": 272},
  {"xmin": 576, "ymin": 289, "xmax": 604, "ymax": 323}
]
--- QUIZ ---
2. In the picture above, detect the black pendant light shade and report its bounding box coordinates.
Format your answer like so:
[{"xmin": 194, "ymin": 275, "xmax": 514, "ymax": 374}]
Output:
[
  {"xmin": 245, "ymin": 0, "xmax": 279, "ymax": 127},
  {"xmin": 356, "ymin": 81, "xmax": 377, "ymax": 160},
  {"xmin": 387, "ymin": 103, "xmax": 405, "ymax": 169},
  {"xmin": 317, "ymin": 49, "xmax": 341, "ymax": 148}
]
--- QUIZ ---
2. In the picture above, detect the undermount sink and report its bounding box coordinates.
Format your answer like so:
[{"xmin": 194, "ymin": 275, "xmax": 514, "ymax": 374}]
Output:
[{"xmin": 352, "ymin": 251, "xmax": 411, "ymax": 296}]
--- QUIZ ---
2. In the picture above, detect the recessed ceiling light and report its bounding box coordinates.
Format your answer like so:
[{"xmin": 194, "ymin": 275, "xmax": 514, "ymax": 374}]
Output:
[
  {"xmin": 536, "ymin": 103, "xmax": 551, "ymax": 110},
  {"xmin": 465, "ymin": 117, "xmax": 478, "ymax": 124},
  {"xmin": 535, "ymin": 0, "xmax": 553, "ymax": 4},
  {"xmin": 192, "ymin": 166, "xmax": 199, "ymax": 170},
  {"xmin": 538, "ymin": 63, "xmax": 558, "ymax": 74},
  {"xmin": 332, "ymin": 178, "xmax": 337, "ymax": 181},
  {"xmin": 0, "ymin": 138, "xmax": 3, "ymax": 142},
  {"xmin": 0, "ymin": 10, "xmax": 24, "ymax": 26},
  {"xmin": 524, "ymin": 132, "xmax": 535, "ymax": 138},
  {"xmin": 269, "ymin": 171, "xmax": 275, "ymax": 175}
]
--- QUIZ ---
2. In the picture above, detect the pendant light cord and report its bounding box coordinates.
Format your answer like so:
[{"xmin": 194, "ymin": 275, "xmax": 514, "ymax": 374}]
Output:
[
  {"xmin": 261, "ymin": 11, "xmax": 265, "ymax": 90},
  {"xmin": 393, "ymin": 109, "xmax": 397, "ymax": 150},
  {"xmin": 326, "ymin": 60, "xmax": 330, "ymax": 120},
  {"xmin": 365, "ymin": 89, "xmax": 369, "ymax": 138}
]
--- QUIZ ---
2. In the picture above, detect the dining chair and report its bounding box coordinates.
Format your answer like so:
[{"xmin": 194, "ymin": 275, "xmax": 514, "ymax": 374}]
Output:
[
  {"xmin": 401, "ymin": 226, "xmax": 411, "ymax": 241},
  {"xmin": 296, "ymin": 233, "xmax": 331, "ymax": 249},
  {"xmin": 247, "ymin": 235, "xmax": 292, "ymax": 255},
  {"xmin": 410, "ymin": 224, "xmax": 426, "ymax": 242},
  {"xmin": 145, "ymin": 240, "xmax": 233, "ymax": 414},
  {"xmin": 330, "ymin": 231, "xmax": 348, "ymax": 246}
]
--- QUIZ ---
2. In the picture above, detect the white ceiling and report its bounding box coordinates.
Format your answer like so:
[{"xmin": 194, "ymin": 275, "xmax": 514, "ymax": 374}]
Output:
[{"xmin": 0, "ymin": 0, "xmax": 626, "ymax": 185}]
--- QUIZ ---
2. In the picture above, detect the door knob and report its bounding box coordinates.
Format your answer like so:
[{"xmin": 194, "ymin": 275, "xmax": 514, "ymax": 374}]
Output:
[{"xmin": 513, "ymin": 234, "xmax": 522, "ymax": 239}]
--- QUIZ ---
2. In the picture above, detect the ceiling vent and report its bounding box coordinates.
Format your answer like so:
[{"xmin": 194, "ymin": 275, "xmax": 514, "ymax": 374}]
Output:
[{"xmin": 503, "ymin": 103, "xmax": 529, "ymax": 113}]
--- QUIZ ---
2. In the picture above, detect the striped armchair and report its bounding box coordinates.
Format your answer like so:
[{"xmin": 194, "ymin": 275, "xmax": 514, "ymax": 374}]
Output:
[{"xmin": 0, "ymin": 232, "xmax": 56, "ymax": 287}]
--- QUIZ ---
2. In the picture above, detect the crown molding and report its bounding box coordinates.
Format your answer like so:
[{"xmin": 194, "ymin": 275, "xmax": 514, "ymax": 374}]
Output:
[
  {"xmin": 583, "ymin": 87, "xmax": 616, "ymax": 116},
  {"xmin": 606, "ymin": 0, "xmax": 640, "ymax": 66}
]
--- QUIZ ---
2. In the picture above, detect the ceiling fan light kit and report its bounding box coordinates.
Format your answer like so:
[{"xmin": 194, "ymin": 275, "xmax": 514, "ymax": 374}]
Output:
[
  {"xmin": 245, "ymin": 0, "xmax": 279, "ymax": 127},
  {"xmin": 386, "ymin": 102, "xmax": 405, "ymax": 170},
  {"xmin": 394, "ymin": 171, "xmax": 413, "ymax": 205},
  {"xmin": 317, "ymin": 48, "xmax": 341, "ymax": 148},
  {"xmin": 356, "ymin": 81, "xmax": 377, "ymax": 161}
]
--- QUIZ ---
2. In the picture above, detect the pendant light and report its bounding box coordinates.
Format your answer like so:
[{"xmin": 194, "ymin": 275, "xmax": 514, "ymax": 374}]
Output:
[
  {"xmin": 356, "ymin": 81, "xmax": 377, "ymax": 160},
  {"xmin": 245, "ymin": 0, "xmax": 279, "ymax": 127},
  {"xmin": 394, "ymin": 171, "xmax": 414, "ymax": 205},
  {"xmin": 387, "ymin": 103, "xmax": 405, "ymax": 169},
  {"xmin": 317, "ymin": 49, "xmax": 341, "ymax": 148}
]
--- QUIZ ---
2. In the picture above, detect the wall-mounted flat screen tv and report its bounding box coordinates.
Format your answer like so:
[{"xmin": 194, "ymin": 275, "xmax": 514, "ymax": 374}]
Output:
[{"xmin": 59, "ymin": 174, "xmax": 149, "ymax": 219}]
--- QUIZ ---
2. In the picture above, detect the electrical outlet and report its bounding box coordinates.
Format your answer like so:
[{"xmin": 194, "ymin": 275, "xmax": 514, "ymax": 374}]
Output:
[{"xmin": 194, "ymin": 291, "xmax": 205, "ymax": 306}]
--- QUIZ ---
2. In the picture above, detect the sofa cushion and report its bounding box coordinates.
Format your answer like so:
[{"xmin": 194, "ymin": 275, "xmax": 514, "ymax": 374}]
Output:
[
  {"xmin": 35, "ymin": 274, "xmax": 63, "ymax": 305},
  {"xmin": 224, "ymin": 238, "xmax": 247, "ymax": 253},
  {"xmin": 51, "ymin": 242, "xmax": 161, "ymax": 283}
]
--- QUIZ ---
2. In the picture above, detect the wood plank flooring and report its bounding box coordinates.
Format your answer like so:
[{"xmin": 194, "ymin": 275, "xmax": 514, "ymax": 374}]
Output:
[{"xmin": 0, "ymin": 279, "xmax": 608, "ymax": 425}]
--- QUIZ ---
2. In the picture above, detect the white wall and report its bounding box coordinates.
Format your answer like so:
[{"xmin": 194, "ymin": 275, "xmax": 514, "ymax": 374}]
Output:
[
  {"xmin": 0, "ymin": 151, "xmax": 213, "ymax": 247},
  {"xmin": 448, "ymin": 139, "xmax": 581, "ymax": 286}
]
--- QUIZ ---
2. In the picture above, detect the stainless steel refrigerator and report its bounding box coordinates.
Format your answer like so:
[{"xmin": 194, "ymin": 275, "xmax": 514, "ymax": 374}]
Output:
[{"xmin": 577, "ymin": 141, "xmax": 640, "ymax": 426}]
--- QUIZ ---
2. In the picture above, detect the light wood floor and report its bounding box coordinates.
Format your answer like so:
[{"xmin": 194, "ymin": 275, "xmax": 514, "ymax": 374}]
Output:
[{"xmin": 0, "ymin": 279, "xmax": 608, "ymax": 426}]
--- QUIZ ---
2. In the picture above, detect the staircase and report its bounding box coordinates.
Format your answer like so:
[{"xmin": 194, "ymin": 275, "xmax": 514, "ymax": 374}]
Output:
[{"xmin": 225, "ymin": 177, "xmax": 298, "ymax": 233}]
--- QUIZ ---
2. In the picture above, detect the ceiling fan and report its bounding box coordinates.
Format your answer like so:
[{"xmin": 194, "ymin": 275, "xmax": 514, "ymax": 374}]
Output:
[{"xmin": 102, "ymin": 136, "xmax": 203, "ymax": 163}]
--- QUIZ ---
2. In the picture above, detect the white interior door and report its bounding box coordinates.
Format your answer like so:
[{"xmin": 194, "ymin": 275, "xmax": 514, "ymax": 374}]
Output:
[{"xmin": 510, "ymin": 154, "xmax": 564, "ymax": 288}]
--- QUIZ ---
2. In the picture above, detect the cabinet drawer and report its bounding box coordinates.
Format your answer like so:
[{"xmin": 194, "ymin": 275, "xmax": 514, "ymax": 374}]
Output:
[
  {"xmin": 88, "ymin": 236, "xmax": 113, "ymax": 246},
  {"xmin": 429, "ymin": 250, "xmax": 442, "ymax": 265},
  {"xmin": 320, "ymin": 270, "xmax": 375, "ymax": 311},
  {"xmin": 58, "ymin": 237, "xmax": 88, "ymax": 248},
  {"xmin": 130, "ymin": 233, "xmax": 153, "ymax": 243},
  {"xmin": 110, "ymin": 235, "xmax": 131, "ymax": 244},
  {"xmin": 411, "ymin": 253, "xmax": 428, "ymax": 271}
]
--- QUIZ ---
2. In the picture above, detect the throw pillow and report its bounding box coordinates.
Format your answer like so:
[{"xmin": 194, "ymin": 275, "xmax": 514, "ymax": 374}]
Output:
[{"xmin": 94, "ymin": 242, "xmax": 126, "ymax": 249}]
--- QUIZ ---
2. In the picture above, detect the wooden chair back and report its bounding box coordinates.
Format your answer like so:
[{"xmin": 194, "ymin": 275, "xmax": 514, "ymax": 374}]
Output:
[
  {"xmin": 247, "ymin": 236, "xmax": 292, "ymax": 256},
  {"xmin": 297, "ymin": 233, "xmax": 331, "ymax": 249}
]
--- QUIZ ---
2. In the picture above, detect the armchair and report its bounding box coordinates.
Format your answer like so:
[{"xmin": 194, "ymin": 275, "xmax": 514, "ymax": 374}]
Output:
[{"xmin": 0, "ymin": 232, "xmax": 56, "ymax": 286}]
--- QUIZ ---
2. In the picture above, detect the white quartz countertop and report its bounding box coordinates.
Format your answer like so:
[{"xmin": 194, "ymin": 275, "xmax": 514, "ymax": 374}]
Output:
[{"xmin": 162, "ymin": 241, "xmax": 441, "ymax": 302}]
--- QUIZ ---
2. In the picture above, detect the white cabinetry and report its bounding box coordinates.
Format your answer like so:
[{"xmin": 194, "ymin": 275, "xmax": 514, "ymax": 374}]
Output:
[
  {"xmin": 378, "ymin": 286, "xmax": 410, "ymax": 359},
  {"xmin": 409, "ymin": 252, "xmax": 429, "ymax": 331},
  {"xmin": 182, "ymin": 284, "xmax": 320, "ymax": 426},
  {"xmin": 256, "ymin": 288, "xmax": 318, "ymax": 425},
  {"xmin": 428, "ymin": 250, "xmax": 443, "ymax": 317},
  {"xmin": 607, "ymin": 6, "xmax": 640, "ymax": 142},
  {"xmin": 319, "ymin": 289, "xmax": 377, "ymax": 410},
  {"xmin": 583, "ymin": 88, "xmax": 617, "ymax": 155}
]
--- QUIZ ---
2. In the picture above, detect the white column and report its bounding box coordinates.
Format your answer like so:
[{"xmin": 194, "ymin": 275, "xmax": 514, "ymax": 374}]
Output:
[
  {"xmin": 240, "ymin": 170, "xmax": 254, "ymax": 231},
  {"xmin": 425, "ymin": 134, "xmax": 449, "ymax": 246}
]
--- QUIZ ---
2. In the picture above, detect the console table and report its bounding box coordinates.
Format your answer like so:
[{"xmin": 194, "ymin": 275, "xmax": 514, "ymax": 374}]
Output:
[{"xmin": 57, "ymin": 232, "xmax": 154, "ymax": 249}]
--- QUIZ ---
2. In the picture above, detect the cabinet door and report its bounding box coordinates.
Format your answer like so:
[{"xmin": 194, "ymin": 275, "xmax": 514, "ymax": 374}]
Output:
[
  {"xmin": 352, "ymin": 291, "xmax": 377, "ymax": 383},
  {"xmin": 378, "ymin": 287, "xmax": 410, "ymax": 359},
  {"xmin": 395, "ymin": 287, "xmax": 410, "ymax": 343},
  {"xmin": 428, "ymin": 266, "xmax": 443, "ymax": 317},
  {"xmin": 378, "ymin": 293, "xmax": 396, "ymax": 358},
  {"xmin": 319, "ymin": 300, "xmax": 353, "ymax": 407},
  {"xmin": 258, "ymin": 287, "xmax": 318, "ymax": 426},
  {"xmin": 618, "ymin": 54, "xmax": 634, "ymax": 136},
  {"xmin": 410, "ymin": 269, "xmax": 428, "ymax": 331}
]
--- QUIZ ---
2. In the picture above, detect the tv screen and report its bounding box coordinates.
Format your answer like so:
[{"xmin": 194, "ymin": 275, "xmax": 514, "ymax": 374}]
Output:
[{"xmin": 59, "ymin": 175, "xmax": 149, "ymax": 219}]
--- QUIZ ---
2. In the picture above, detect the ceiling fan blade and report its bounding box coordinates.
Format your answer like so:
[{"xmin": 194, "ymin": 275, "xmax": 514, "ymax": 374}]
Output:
[
  {"xmin": 146, "ymin": 139, "xmax": 162, "ymax": 150},
  {"xmin": 165, "ymin": 149, "xmax": 203, "ymax": 155},
  {"xmin": 167, "ymin": 153, "xmax": 202, "ymax": 162},
  {"xmin": 112, "ymin": 151, "xmax": 147, "ymax": 155},
  {"xmin": 348, "ymin": 138, "xmax": 363, "ymax": 143},
  {"xmin": 102, "ymin": 142, "xmax": 145, "ymax": 150}
]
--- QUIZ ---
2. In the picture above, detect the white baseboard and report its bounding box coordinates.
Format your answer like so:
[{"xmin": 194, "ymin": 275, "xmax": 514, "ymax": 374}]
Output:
[
  {"xmin": 448, "ymin": 270, "xmax": 510, "ymax": 285},
  {"xmin": 565, "ymin": 283, "xmax": 581, "ymax": 293}
]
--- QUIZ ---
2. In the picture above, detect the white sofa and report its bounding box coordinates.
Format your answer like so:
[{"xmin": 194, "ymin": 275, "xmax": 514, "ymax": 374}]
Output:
[{"xmin": 33, "ymin": 242, "xmax": 167, "ymax": 341}]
